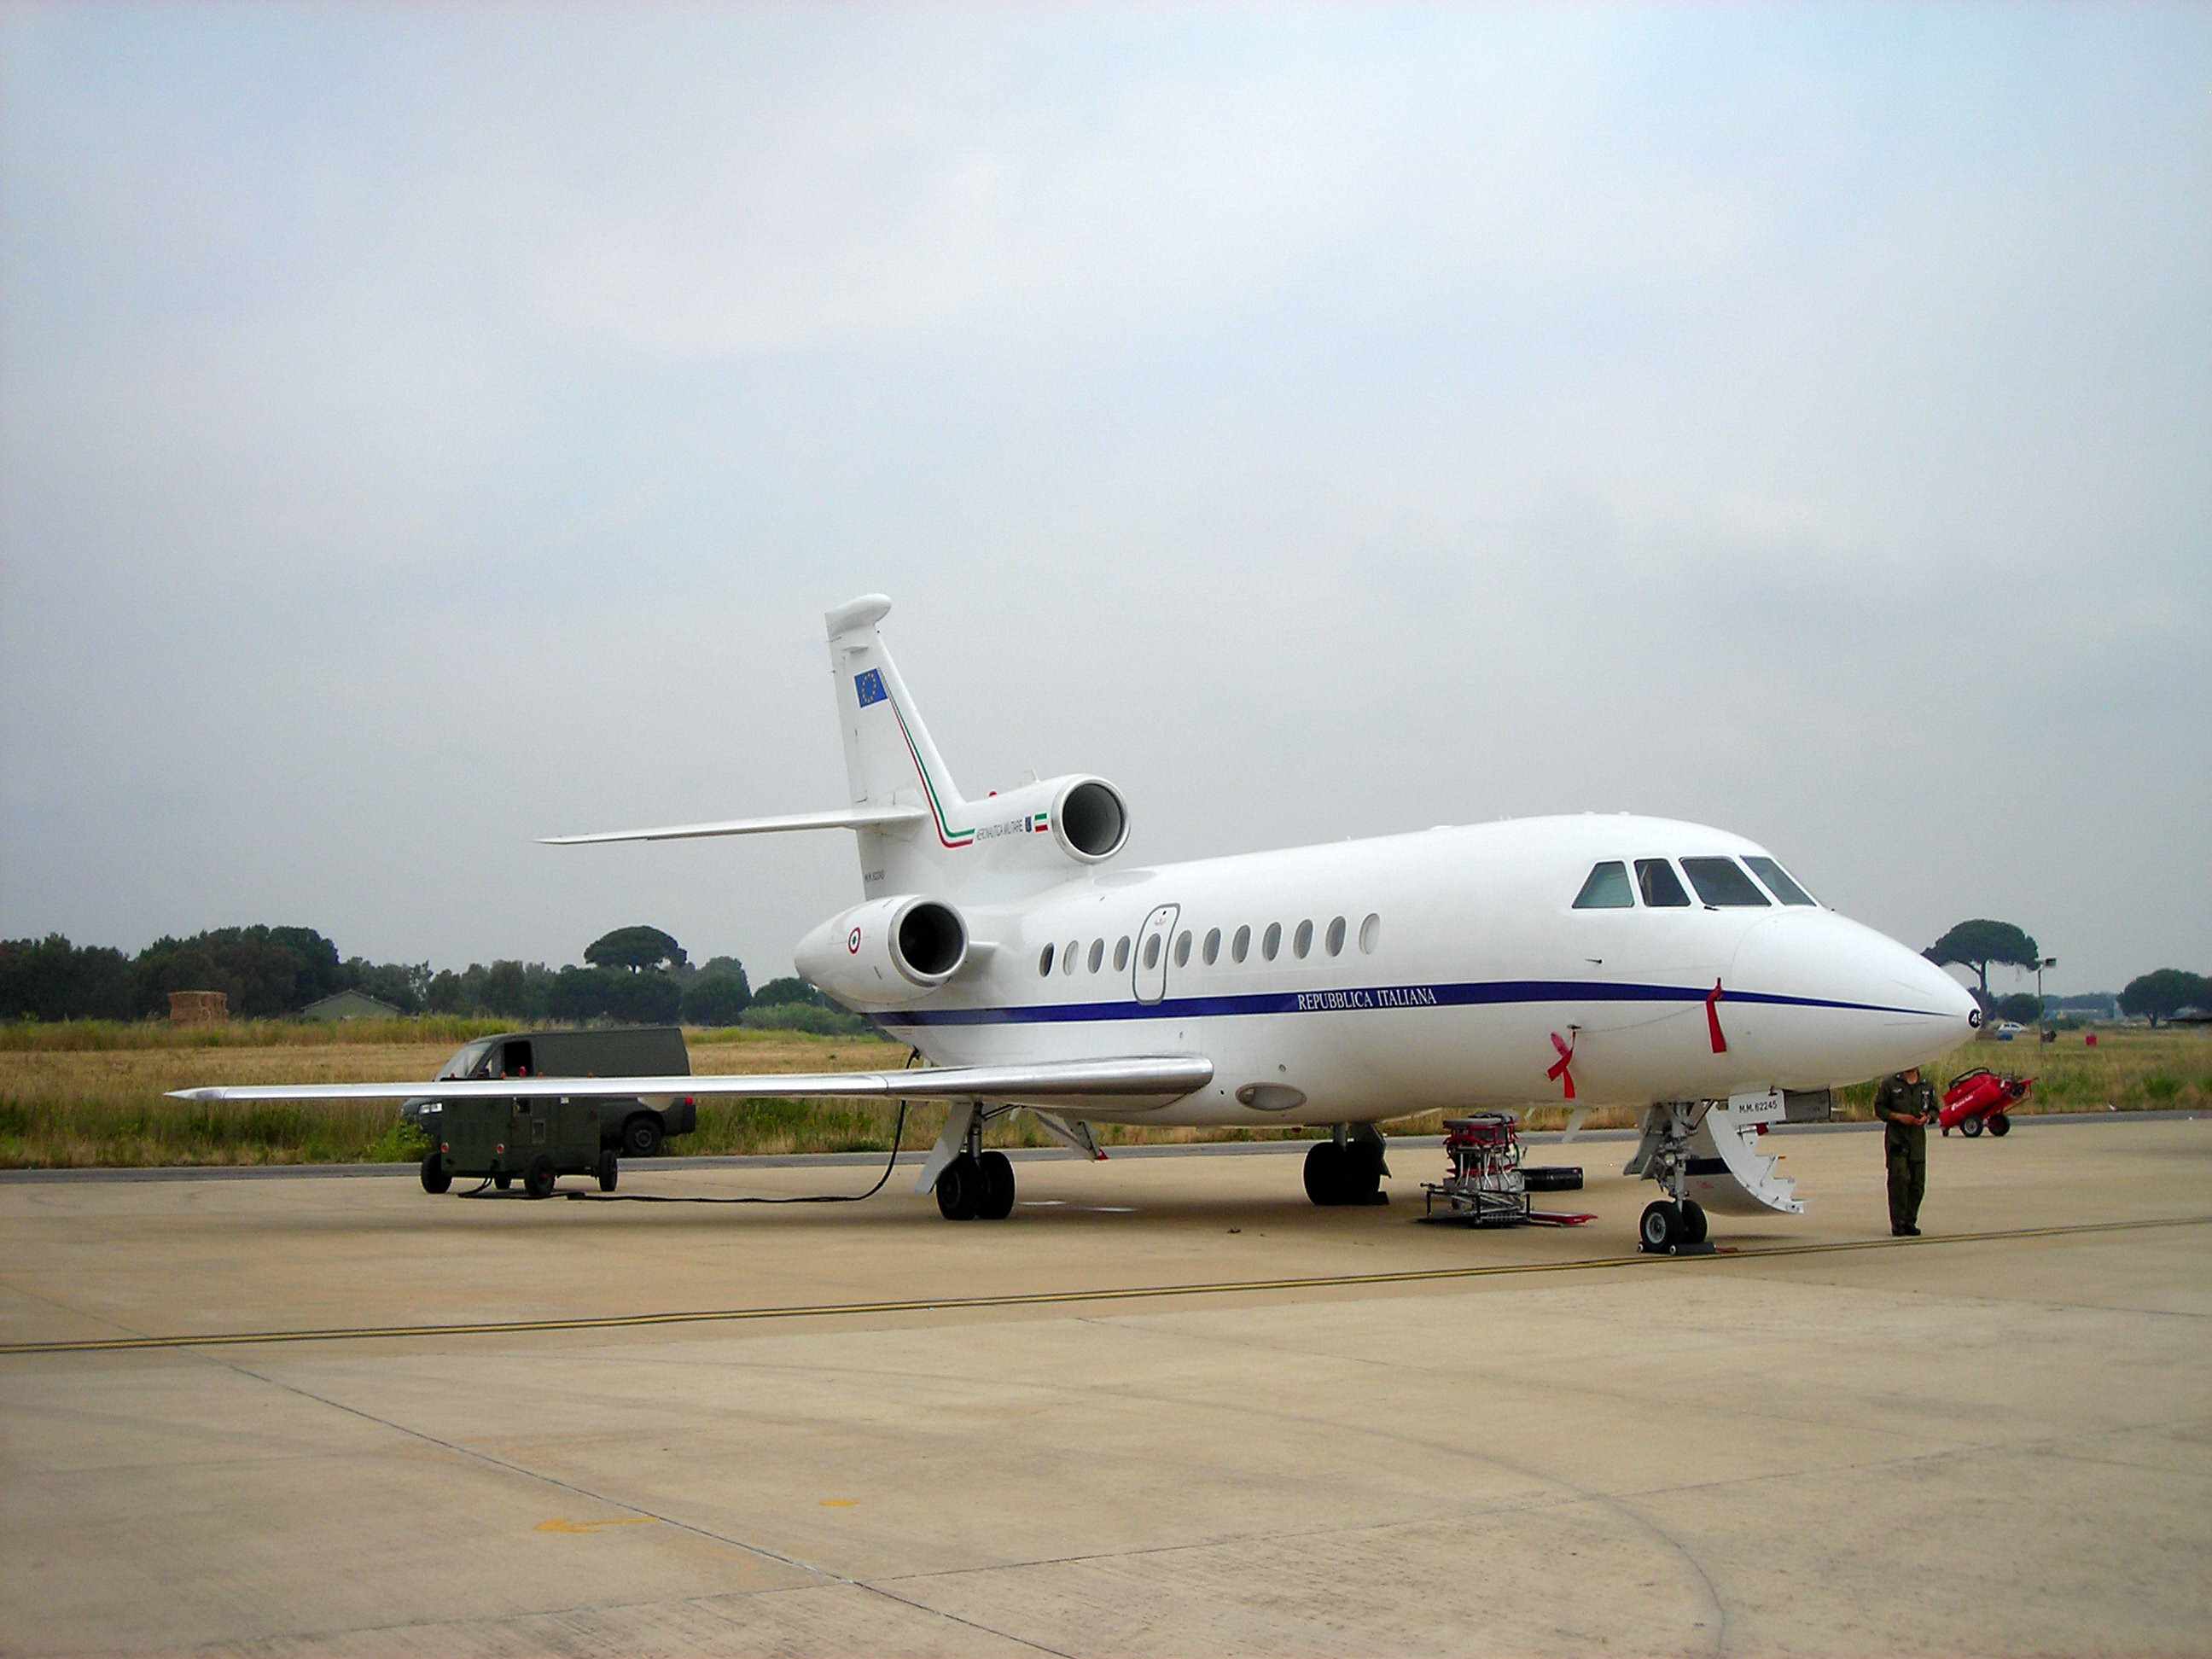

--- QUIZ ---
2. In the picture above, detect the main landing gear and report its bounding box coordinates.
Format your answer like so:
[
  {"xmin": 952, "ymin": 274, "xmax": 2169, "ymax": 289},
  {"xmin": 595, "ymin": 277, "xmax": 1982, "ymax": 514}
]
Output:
[
  {"xmin": 1637, "ymin": 1102, "xmax": 1713, "ymax": 1255},
  {"xmin": 1305, "ymin": 1125, "xmax": 1389, "ymax": 1207},
  {"xmin": 931, "ymin": 1105, "xmax": 1016, "ymax": 1221}
]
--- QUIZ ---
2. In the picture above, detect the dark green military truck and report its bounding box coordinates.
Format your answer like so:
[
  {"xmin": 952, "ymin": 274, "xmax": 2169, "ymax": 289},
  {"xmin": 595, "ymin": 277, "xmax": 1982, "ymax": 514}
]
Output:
[{"xmin": 405, "ymin": 1027, "xmax": 694, "ymax": 1196}]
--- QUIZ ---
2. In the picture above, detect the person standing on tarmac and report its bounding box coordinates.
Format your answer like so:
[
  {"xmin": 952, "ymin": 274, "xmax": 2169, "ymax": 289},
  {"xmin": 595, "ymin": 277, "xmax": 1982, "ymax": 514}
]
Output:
[{"xmin": 1872, "ymin": 1066, "xmax": 1937, "ymax": 1236}]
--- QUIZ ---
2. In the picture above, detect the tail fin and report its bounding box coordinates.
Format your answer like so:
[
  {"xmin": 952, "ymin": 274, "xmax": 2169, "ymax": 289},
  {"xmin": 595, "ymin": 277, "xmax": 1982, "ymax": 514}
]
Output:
[{"xmin": 827, "ymin": 596, "xmax": 969, "ymax": 894}]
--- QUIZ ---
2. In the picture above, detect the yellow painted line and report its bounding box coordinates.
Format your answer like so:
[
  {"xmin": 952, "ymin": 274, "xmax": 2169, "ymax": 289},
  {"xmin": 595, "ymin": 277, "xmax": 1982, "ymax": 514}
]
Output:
[
  {"xmin": 534, "ymin": 1517, "xmax": 654, "ymax": 1534},
  {"xmin": 4, "ymin": 1214, "xmax": 2205, "ymax": 1359}
]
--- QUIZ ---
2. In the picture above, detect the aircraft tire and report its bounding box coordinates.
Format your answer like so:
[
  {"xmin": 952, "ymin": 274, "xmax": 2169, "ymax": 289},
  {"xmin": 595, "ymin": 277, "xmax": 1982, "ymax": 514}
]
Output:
[
  {"xmin": 621, "ymin": 1115, "xmax": 664, "ymax": 1158},
  {"xmin": 1680, "ymin": 1200, "xmax": 1708, "ymax": 1246},
  {"xmin": 976, "ymin": 1151, "xmax": 1016, "ymax": 1220},
  {"xmin": 1303, "ymin": 1141, "xmax": 1343, "ymax": 1207},
  {"xmin": 1960, "ymin": 1116, "xmax": 1984, "ymax": 1139},
  {"xmin": 524, "ymin": 1155, "xmax": 556, "ymax": 1199},
  {"xmin": 1988, "ymin": 1113, "xmax": 2011, "ymax": 1138},
  {"xmin": 935, "ymin": 1154, "xmax": 983, "ymax": 1221},
  {"xmin": 419, "ymin": 1150, "xmax": 451, "ymax": 1195},
  {"xmin": 1639, "ymin": 1201, "xmax": 1680, "ymax": 1253},
  {"xmin": 597, "ymin": 1151, "xmax": 620, "ymax": 1192}
]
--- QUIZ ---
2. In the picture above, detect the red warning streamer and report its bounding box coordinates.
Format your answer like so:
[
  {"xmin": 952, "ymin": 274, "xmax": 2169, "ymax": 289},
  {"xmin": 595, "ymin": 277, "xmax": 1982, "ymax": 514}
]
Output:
[
  {"xmin": 1706, "ymin": 980, "xmax": 1728, "ymax": 1055},
  {"xmin": 1546, "ymin": 1030, "xmax": 1577, "ymax": 1101}
]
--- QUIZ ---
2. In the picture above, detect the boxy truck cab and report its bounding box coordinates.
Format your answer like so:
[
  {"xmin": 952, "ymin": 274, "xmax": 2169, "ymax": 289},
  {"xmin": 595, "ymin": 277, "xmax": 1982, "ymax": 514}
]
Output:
[{"xmin": 403, "ymin": 1027, "xmax": 696, "ymax": 1156}]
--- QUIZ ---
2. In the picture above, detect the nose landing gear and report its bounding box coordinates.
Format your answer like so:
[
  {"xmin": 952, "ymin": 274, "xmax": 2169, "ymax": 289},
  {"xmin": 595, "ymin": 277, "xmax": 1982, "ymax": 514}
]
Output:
[{"xmin": 1637, "ymin": 1102, "xmax": 1716, "ymax": 1256}]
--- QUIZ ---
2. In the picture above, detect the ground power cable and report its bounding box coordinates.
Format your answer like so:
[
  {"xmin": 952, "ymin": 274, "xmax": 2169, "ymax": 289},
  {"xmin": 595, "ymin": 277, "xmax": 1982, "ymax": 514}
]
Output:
[{"xmin": 556, "ymin": 1047, "xmax": 923, "ymax": 1208}]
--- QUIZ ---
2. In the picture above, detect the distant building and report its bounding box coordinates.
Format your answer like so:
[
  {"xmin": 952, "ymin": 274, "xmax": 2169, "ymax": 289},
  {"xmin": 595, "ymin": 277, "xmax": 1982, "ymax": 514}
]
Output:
[
  {"xmin": 167, "ymin": 990, "xmax": 228, "ymax": 1025},
  {"xmin": 299, "ymin": 990, "xmax": 404, "ymax": 1022}
]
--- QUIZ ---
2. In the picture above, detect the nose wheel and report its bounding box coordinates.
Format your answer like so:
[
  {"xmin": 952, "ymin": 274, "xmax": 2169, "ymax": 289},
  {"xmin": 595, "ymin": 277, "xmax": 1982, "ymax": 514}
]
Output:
[
  {"xmin": 1639, "ymin": 1198, "xmax": 1708, "ymax": 1253},
  {"xmin": 1637, "ymin": 1102, "xmax": 1718, "ymax": 1255}
]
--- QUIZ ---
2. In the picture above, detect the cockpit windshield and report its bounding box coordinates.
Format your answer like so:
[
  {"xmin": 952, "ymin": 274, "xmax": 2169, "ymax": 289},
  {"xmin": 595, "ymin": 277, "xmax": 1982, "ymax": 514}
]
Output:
[
  {"xmin": 1636, "ymin": 859, "xmax": 1691, "ymax": 907},
  {"xmin": 1743, "ymin": 855, "xmax": 1818, "ymax": 905},
  {"xmin": 1572, "ymin": 861, "xmax": 1634, "ymax": 909},
  {"xmin": 1679, "ymin": 857, "xmax": 1772, "ymax": 907}
]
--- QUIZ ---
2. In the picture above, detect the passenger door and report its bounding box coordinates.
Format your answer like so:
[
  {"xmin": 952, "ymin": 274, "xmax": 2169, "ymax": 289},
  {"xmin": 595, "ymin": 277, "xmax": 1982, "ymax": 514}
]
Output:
[{"xmin": 1132, "ymin": 903, "xmax": 1180, "ymax": 1006}]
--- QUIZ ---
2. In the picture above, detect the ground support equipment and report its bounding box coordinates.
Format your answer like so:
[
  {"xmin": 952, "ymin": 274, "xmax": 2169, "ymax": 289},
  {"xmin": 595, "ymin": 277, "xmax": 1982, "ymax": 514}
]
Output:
[{"xmin": 1940, "ymin": 1068, "xmax": 2034, "ymax": 1138}]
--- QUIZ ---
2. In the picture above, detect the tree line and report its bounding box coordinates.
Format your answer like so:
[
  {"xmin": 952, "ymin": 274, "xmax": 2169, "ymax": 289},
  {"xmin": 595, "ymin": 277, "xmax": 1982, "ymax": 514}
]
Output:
[
  {"xmin": 0, "ymin": 923, "xmax": 846, "ymax": 1029},
  {"xmin": 1924, "ymin": 917, "xmax": 2208, "ymax": 1028}
]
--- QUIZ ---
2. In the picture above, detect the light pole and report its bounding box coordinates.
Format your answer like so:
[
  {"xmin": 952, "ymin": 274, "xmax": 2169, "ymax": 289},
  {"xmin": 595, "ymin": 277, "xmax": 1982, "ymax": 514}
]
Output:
[{"xmin": 2037, "ymin": 957, "xmax": 2057, "ymax": 1022}]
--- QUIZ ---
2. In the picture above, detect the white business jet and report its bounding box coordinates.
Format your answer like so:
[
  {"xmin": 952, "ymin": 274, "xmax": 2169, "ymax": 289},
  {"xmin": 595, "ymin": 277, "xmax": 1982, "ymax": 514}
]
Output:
[{"xmin": 177, "ymin": 595, "xmax": 1978, "ymax": 1249}]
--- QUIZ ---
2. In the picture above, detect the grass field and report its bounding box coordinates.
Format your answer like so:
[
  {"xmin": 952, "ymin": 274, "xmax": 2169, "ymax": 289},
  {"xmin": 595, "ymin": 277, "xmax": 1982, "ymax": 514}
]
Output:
[{"xmin": 0, "ymin": 1021, "xmax": 2204, "ymax": 1170}]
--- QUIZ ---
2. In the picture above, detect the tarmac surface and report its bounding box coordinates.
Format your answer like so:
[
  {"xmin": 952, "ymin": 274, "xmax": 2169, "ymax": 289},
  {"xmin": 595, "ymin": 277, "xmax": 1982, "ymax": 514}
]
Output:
[{"xmin": 3, "ymin": 1115, "xmax": 2208, "ymax": 1656}]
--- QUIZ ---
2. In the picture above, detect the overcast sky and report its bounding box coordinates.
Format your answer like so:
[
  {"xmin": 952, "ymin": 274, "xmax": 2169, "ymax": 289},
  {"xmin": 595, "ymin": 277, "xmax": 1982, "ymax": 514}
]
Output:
[{"xmin": 3, "ymin": 4, "xmax": 2206, "ymax": 999}]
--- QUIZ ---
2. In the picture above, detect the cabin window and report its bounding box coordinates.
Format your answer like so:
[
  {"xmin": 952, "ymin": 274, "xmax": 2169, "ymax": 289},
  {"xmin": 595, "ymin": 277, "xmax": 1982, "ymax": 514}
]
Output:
[
  {"xmin": 1635, "ymin": 859, "xmax": 1691, "ymax": 908},
  {"xmin": 1063, "ymin": 940, "xmax": 1080, "ymax": 975},
  {"xmin": 1325, "ymin": 916, "xmax": 1347, "ymax": 957},
  {"xmin": 1359, "ymin": 913, "xmax": 1381, "ymax": 953},
  {"xmin": 1744, "ymin": 855, "xmax": 1819, "ymax": 906},
  {"xmin": 1680, "ymin": 856, "xmax": 1772, "ymax": 907},
  {"xmin": 1293, "ymin": 920, "xmax": 1314, "ymax": 959},
  {"xmin": 1572, "ymin": 862, "xmax": 1634, "ymax": 909},
  {"xmin": 1202, "ymin": 928, "xmax": 1221, "ymax": 965},
  {"xmin": 1143, "ymin": 934, "xmax": 1161, "ymax": 969},
  {"xmin": 1231, "ymin": 925, "xmax": 1251, "ymax": 963},
  {"xmin": 1039, "ymin": 944, "xmax": 1055, "ymax": 976},
  {"xmin": 1114, "ymin": 937, "xmax": 1132, "ymax": 971},
  {"xmin": 1174, "ymin": 930, "xmax": 1192, "ymax": 967},
  {"xmin": 1087, "ymin": 939, "xmax": 1104, "ymax": 973},
  {"xmin": 1262, "ymin": 923, "xmax": 1283, "ymax": 961}
]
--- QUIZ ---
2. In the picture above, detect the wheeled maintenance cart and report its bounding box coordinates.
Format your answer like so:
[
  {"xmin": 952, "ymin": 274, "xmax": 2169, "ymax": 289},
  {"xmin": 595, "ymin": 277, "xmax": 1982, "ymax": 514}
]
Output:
[
  {"xmin": 1422, "ymin": 1114, "xmax": 1530, "ymax": 1225},
  {"xmin": 418, "ymin": 1093, "xmax": 619, "ymax": 1197},
  {"xmin": 1940, "ymin": 1068, "xmax": 2034, "ymax": 1138}
]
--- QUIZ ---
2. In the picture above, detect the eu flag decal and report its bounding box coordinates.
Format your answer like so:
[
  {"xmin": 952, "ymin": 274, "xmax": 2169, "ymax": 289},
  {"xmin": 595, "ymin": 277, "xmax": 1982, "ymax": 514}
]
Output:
[{"xmin": 854, "ymin": 668, "xmax": 888, "ymax": 708}]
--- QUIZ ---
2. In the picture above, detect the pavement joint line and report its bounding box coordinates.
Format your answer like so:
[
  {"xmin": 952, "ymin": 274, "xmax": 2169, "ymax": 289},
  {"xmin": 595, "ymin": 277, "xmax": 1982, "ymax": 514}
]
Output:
[{"xmin": 5, "ymin": 1213, "xmax": 2205, "ymax": 1358}]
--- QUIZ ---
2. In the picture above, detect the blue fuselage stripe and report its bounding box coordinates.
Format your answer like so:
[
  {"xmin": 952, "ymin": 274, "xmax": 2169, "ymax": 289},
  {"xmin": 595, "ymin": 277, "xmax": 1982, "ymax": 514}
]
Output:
[{"xmin": 878, "ymin": 981, "xmax": 1949, "ymax": 1029}]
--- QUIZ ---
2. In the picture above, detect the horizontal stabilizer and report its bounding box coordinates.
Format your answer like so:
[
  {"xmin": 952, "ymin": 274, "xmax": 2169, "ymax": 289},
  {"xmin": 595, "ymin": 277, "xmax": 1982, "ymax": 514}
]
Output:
[
  {"xmin": 538, "ymin": 806, "xmax": 928, "ymax": 846},
  {"xmin": 168, "ymin": 1056, "xmax": 1214, "ymax": 1111}
]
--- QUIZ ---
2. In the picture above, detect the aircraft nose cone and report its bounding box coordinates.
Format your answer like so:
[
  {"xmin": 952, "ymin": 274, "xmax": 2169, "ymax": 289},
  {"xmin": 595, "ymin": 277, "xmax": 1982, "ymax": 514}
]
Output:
[{"xmin": 1730, "ymin": 913, "xmax": 1982, "ymax": 1083}]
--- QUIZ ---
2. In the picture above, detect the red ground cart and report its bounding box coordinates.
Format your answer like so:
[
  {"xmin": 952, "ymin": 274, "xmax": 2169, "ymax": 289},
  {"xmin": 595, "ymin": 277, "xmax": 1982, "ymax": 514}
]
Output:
[{"xmin": 1940, "ymin": 1068, "xmax": 2034, "ymax": 1138}]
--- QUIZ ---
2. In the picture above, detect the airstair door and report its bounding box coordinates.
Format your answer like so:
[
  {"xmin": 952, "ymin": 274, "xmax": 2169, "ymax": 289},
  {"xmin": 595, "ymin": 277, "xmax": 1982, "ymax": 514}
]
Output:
[{"xmin": 1132, "ymin": 904, "xmax": 1179, "ymax": 1006}]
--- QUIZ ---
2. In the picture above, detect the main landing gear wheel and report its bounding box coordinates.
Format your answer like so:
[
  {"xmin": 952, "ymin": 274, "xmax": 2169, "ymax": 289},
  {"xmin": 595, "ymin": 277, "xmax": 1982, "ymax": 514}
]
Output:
[
  {"xmin": 975, "ymin": 1150, "xmax": 1016, "ymax": 1220},
  {"xmin": 1303, "ymin": 1138, "xmax": 1384, "ymax": 1207},
  {"xmin": 930, "ymin": 1151, "xmax": 1016, "ymax": 1220},
  {"xmin": 1960, "ymin": 1115, "xmax": 1984, "ymax": 1138},
  {"xmin": 597, "ymin": 1151, "xmax": 620, "ymax": 1192},
  {"xmin": 1640, "ymin": 1200, "xmax": 1708, "ymax": 1253},
  {"xmin": 419, "ymin": 1150, "xmax": 451, "ymax": 1195},
  {"xmin": 1987, "ymin": 1113, "xmax": 2011, "ymax": 1138}
]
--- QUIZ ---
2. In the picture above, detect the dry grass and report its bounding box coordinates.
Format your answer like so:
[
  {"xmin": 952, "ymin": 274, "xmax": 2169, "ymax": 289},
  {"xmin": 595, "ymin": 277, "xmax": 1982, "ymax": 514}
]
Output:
[{"xmin": 2, "ymin": 1022, "xmax": 2203, "ymax": 1170}]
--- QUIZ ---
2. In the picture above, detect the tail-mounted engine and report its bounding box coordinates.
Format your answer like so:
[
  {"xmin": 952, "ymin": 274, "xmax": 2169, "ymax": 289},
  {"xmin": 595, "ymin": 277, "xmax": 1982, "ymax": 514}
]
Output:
[
  {"xmin": 955, "ymin": 774, "xmax": 1130, "ymax": 873},
  {"xmin": 795, "ymin": 894, "xmax": 970, "ymax": 1008}
]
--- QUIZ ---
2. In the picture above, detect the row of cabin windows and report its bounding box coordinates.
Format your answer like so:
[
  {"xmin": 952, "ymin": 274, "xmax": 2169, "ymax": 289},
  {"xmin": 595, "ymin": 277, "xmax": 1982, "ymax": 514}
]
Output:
[
  {"xmin": 1037, "ymin": 912, "xmax": 1382, "ymax": 978},
  {"xmin": 1572, "ymin": 854, "xmax": 1818, "ymax": 911}
]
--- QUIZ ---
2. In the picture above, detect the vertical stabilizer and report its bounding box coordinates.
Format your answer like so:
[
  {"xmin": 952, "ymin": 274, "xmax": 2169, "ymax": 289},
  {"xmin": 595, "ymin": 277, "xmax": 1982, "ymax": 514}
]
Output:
[{"xmin": 825, "ymin": 596, "xmax": 967, "ymax": 894}]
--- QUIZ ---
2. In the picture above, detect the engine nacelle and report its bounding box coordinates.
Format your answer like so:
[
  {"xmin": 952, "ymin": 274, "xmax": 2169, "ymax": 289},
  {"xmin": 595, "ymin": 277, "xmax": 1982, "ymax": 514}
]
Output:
[
  {"xmin": 795, "ymin": 894, "xmax": 969, "ymax": 1008},
  {"xmin": 959, "ymin": 774, "xmax": 1131, "ymax": 868}
]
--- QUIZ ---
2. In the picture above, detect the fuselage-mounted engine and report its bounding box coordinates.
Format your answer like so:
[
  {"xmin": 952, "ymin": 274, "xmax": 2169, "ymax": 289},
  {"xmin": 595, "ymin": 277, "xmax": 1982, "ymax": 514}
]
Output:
[{"xmin": 795, "ymin": 894, "xmax": 970, "ymax": 1008}]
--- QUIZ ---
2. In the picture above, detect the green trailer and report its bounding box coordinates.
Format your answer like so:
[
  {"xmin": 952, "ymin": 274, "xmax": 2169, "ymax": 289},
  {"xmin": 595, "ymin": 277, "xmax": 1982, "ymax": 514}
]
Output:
[{"xmin": 419, "ymin": 1092, "xmax": 618, "ymax": 1198}]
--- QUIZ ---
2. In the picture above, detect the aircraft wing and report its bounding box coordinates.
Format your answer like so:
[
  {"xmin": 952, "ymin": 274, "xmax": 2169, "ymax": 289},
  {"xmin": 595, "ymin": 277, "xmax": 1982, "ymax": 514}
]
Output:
[
  {"xmin": 538, "ymin": 806, "xmax": 928, "ymax": 845},
  {"xmin": 167, "ymin": 1056, "xmax": 1213, "ymax": 1112}
]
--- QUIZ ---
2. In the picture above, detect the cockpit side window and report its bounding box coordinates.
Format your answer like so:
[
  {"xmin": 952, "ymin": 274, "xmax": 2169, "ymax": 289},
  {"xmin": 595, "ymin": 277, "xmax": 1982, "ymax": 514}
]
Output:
[
  {"xmin": 1572, "ymin": 861, "xmax": 1634, "ymax": 909},
  {"xmin": 1635, "ymin": 859, "xmax": 1691, "ymax": 907},
  {"xmin": 1680, "ymin": 856, "xmax": 1772, "ymax": 907},
  {"xmin": 1744, "ymin": 855, "xmax": 1818, "ymax": 906}
]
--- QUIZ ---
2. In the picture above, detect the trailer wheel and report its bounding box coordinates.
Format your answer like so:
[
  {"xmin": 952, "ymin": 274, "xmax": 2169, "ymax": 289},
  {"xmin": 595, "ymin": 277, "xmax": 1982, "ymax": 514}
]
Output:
[
  {"xmin": 621, "ymin": 1115, "xmax": 664, "ymax": 1158},
  {"xmin": 1987, "ymin": 1113, "xmax": 2011, "ymax": 1138},
  {"xmin": 419, "ymin": 1150, "xmax": 451, "ymax": 1195},
  {"xmin": 597, "ymin": 1151, "xmax": 619, "ymax": 1192},
  {"xmin": 1960, "ymin": 1116, "xmax": 1984, "ymax": 1139},
  {"xmin": 524, "ymin": 1155, "xmax": 556, "ymax": 1199}
]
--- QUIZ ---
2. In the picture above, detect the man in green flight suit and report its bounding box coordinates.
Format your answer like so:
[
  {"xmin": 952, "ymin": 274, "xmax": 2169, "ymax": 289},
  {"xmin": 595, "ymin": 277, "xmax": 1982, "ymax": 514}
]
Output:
[{"xmin": 1872, "ymin": 1065, "xmax": 1937, "ymax": 1236}]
